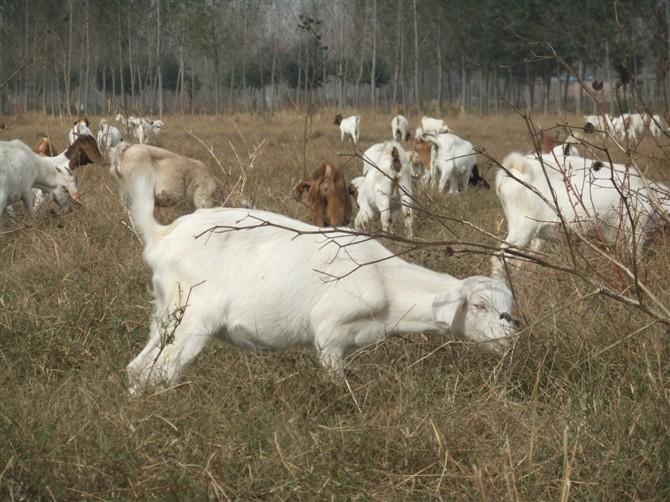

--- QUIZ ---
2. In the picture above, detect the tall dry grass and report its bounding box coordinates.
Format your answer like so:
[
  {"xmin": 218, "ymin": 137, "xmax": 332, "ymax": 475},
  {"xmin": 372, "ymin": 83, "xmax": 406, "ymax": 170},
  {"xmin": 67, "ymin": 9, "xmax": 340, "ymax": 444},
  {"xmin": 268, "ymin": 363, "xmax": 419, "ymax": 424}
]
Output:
[{"xmin": 1, "ymin": 109, "xmax": 669, "ymax": 499}]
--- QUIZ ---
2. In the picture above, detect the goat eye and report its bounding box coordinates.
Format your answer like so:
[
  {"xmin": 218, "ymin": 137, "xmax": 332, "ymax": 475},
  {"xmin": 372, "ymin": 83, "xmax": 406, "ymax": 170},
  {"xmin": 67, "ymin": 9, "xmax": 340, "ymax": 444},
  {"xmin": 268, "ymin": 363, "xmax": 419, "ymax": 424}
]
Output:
[
  {"xmin": 474, "ymin": 303, "xmax": 486, "ymax": 310},
  {"xmin": 499, "ymin": 312, "xmax": 512, "ymax": 321}
]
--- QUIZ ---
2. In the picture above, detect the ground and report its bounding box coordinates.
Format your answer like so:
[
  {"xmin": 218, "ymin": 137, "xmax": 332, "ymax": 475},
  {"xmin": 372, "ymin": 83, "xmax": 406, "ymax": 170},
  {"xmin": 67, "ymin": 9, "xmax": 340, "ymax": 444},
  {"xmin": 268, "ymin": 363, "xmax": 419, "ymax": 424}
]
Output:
[{"xmin": 1, "ymin": 110, "xmax": 669, "ymax": 499}]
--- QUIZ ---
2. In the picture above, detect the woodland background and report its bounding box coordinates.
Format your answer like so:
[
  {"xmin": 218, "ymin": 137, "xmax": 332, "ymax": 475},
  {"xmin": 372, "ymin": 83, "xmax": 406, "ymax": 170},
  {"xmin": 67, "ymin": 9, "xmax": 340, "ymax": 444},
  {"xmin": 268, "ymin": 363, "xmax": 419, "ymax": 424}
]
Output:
[{"xmin": 1, "ymin": 0, "xmax": 670, "ymax": 117}]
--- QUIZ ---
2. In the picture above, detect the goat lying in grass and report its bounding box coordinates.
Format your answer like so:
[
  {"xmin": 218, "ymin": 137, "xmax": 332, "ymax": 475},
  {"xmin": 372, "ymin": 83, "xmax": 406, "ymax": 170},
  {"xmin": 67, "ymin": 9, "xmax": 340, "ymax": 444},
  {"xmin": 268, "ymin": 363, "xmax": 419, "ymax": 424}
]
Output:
[{"xmin": 123, "ymin": 166, "xmax": 518, "ymax": 393}]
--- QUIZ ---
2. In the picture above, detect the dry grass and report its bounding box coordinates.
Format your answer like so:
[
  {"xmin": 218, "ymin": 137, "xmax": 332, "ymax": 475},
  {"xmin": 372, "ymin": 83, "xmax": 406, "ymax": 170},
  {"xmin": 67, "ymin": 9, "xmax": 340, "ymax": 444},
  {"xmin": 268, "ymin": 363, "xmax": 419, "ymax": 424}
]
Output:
[{"xmin": 1, "ymin": 109, "xmax": 669, "ymax": 500}]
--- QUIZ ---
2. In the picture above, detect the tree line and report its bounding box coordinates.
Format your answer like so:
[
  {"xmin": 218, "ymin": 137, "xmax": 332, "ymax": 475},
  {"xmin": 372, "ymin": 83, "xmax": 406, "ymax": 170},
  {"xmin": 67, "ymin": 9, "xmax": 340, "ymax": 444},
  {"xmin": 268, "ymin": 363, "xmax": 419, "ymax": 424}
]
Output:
[{"xmin": 0, "ymin": 0, "xmax": 668, "ymax": 117}]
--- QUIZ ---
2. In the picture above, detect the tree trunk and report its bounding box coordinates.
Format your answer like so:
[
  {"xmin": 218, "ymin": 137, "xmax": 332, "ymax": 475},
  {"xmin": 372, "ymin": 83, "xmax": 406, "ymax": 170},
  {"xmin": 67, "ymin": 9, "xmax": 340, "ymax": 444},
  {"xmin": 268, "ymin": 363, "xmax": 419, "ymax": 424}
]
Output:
[
  {"xmin": 157, "ymin": 0, "xmax": 163, "ymax": 118},
  {"xmin": 84, "ymin": 0, "xmax": 90, "ymax": 113},
  {"xmin": 370, "ymin": 0, "xmax": 377, "ymax": 106},
  {"xmin": 392, "ymin": 0, "xmax": 401, "ymax": 108},
  {"xmin": 66, "ymin": 0, "xmax": 73, "ymax": 116},
  {"xmin": 118, "ymin": 11, "xmax": 125, "ymax": 109},
  {"xmin": 412, "ymin": 0, "xmax": 420, "ymax": 110},
  {"xmin": 128, "ymin": 9, "xmax": 135, "ymax": 107},
  {"xmin": 436, "ymin": 25, "xmax": 443, "ymax": 112},
  {"xmin": 576, "ymin": 59, "xmax": 583, "ymax": 115}
]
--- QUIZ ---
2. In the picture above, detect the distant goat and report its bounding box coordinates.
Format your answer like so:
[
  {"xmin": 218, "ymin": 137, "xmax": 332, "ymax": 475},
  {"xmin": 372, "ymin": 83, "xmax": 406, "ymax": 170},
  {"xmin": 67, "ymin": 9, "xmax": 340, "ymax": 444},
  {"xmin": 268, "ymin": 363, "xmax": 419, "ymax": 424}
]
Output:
[
  {"xmin": 294, "ymin": 163, "xmax": 356, "ymax": 227},
  {"xmin": 352, "ymin": 141, "xmax": 414, "ymax": 236},
  {"xmin": 34, "ymin": 136, "xmax": 56, "ymax": 157},
  {"xmin": 391, "ymin": 115, "xmax": 411, "ymax": 142},
  {"xmin": 334, "ymin": 114, "xmax": 360, "ymax": 146},
  {"xmin": 423, "ymin": 132, "xmax": 479, "ymax": 193},
  {"xmin": 420, "ymin": 116, "xmax": 449, "ymax": 136},
  {"xmin": 68, "ymin": 116, "xmax": 93, "ymax": 145},
  {"xmin": 97, "ymin": 119, "xmax": 123, "ymax": 152}
]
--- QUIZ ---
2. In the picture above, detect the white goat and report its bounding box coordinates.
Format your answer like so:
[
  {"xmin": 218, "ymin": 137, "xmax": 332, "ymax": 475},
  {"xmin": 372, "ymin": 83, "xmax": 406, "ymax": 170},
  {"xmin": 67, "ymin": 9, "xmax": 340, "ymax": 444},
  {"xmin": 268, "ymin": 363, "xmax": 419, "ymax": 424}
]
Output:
[
  {"xmin": 123, "ymin": 166, "xmax": 518, "ymax": 392},
  {"xmin": 0, "ymin": 140, "xmax": 79, "ymax": 223},
  {"xmin": 492, "ymin": 152, "xmax": 670, "ymax": 275},
  {"xmin": 97, "ymin": 119, "xmax": 123, "ymax": 152},
  {"xmin": 111, "ymin": 142, "xmax": 219, "ymax": 209},
  {"xmin": 352, "ymin": 141, "xmax": 414, "ymax": 237},
  {"xmin": 114, "ymin": 114, "xmax": 163, "ymax": 144},
  {"xmin": 420, "ymin": 116, "xmax": 449, "ymax": 135},
  {"xmin": 334, "ymin": 114, "xmax": 360, "ymax": 146},
  {"xmin": 68, "ymin": 118, "xmax": 93, "ymax": 145},
  {"xmin": 583, "ymin": 114, "xmax": 615, "ymax": 135},
  {"xmin": 391, "ymin": 115, "xmax": 411, "ymax": 142},
  {"xmin": 423, "ymin": 132, "xmax": 478, "ymax": 193}
]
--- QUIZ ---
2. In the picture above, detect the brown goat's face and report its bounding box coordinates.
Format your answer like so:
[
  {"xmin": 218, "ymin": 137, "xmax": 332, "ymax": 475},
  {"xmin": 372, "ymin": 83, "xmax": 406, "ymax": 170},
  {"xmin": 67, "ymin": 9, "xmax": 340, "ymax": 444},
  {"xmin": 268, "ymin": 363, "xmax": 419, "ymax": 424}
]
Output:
[
  {"xmin": 334, "ymin": 114, "xmax": 343, "ymax": 126},
  {"xmin": 65, "ymin": 136, "xmax": 103, "ymax": 170},
  {"xmin": 295, "ymin": 163, "xmax": 354, "ymax": 227}
]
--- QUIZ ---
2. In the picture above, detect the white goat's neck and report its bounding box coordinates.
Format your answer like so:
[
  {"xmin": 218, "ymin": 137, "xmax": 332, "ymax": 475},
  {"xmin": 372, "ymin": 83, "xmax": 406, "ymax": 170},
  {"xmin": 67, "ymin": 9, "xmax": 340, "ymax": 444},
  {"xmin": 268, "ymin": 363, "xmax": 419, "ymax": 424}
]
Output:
[
  {"xmin": 380, "ymin": 259, "xmax": 460, "ymax": 334},
  {"xmin": 32, "ymin": 154, "xmax": 67, "ymax": 191}
]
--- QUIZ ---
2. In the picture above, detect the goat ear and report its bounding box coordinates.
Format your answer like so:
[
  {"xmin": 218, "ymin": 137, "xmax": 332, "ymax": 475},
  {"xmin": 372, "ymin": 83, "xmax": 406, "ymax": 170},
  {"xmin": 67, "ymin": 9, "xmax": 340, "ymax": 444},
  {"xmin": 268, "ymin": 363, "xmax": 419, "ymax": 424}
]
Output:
[
  {"xmin": 432, "ymin": 287, "xmax": 465, "ymax": 327},
  {"xmin": 348, "ymin": 183, "xmax": 358, "ymax": 202},
  {"xmin": 294, "ymin": 181, "xmax": 311, "ymax": 199}
]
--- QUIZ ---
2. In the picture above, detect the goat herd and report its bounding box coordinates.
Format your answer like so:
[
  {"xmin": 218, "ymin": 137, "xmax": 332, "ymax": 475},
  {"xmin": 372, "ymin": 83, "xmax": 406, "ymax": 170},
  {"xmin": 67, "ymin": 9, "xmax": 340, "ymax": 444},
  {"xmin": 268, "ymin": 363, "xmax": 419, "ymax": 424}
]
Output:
[{"xmin": 1, "ymin": 110, "xmax": 669, "ymax": 393}]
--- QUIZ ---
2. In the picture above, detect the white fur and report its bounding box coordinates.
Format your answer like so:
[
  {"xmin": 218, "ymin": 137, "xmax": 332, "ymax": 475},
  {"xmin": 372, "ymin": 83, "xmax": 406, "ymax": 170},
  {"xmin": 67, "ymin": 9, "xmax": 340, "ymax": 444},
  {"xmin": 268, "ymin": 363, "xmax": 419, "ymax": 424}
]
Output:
[
  {"xmin": 111, "ymin": 141, "xmax": 219, "ymax": 209},
  {"xmin": 354, "ymin": 141, "xmax": 414, "ymax": 237},
  {"xmin": 97, "ymin": 119, "xmax": 123, "ymax": 152},
  {"xmin": 123, "ymin": 167, "xmax": 518, "ymax": 392},
  {"xmin": 391, "ymin": 115, "xmax": 410, "ymax": 142},
  {"xmin": 492, "ymin": 152, "xmax": 670, "ymax": 275},
  {"xmin": 583, "ymin": 114, "xmax": 615, "ymax": 135},
  {"xmin": 338, "ymin": 115, "xmax": 360, "ymax": 145},
  {"xmin": 424, "ymin": 132, "xmax": 477, "ymax": 193},
  {"xmin": 115, "ymin": 114, "xmax": 164, "ymax": 144},
  {"xmin": 0, "ymin": 140, "xmax": 79, "ymax": 223},
  {"xmin": 420, "ymin": 116, "xmax": 449, "ymax": 135},
  {"xmin": 68, "ymin": 120, "xmax": 93, "ymax": 145}
]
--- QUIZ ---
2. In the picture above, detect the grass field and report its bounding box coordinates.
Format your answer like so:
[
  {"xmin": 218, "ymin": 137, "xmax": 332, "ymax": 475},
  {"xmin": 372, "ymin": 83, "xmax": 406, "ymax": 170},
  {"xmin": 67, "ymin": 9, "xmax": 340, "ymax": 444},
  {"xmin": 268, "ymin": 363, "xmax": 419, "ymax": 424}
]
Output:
[{"xmin": 1, "ymin": 109, "xmax": 669, "ymax": 500}]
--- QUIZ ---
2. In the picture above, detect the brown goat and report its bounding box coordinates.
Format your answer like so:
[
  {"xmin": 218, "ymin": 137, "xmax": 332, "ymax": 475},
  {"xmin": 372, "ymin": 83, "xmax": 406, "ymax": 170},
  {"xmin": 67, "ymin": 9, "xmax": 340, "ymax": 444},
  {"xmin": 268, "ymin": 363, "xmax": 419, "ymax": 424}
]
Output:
[
  {"xmin": 412, "ymin": 138, "xmax": 432, "ymax": 176},
  {"xmin": 538, "ymin": 130, "xmax": 574, "ymax": 156},
  {"xmin": 295, "ymin": 163, "xmax": 356, "ymax": 227},
  {"xmin": 65, "ymin": 135, "xmax": 103, "ymax": 170},
  {"xmin": 34, "ymin": 136, "xmax": 56, "ymax": 156}
]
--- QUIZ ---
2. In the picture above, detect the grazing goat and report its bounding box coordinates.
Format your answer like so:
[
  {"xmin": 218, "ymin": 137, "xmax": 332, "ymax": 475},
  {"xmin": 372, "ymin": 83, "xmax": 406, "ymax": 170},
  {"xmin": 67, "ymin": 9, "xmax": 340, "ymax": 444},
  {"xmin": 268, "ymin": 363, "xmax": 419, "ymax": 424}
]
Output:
[
  {"xmin": 134, "ymin": 118, "xmax": 165, "ymax": 145},
  {"xmin": 583, "ymin": 114, "xmax": 615, "ymax": 135},
  {"xmin": 294, "ymin": 163, "xmax": 356, "ymax": 227},
  {"xmin": 491, "ymin": 152, "xmax": 670, "ymax": 275},
  {"xmin": 68, "ymin": 116, "xmax": 93, "ymax": 145},
  {"xmin": 334, "ymin": 114, "xmax": 360, "ymax": 146},
  {"xmin": 97, "ymin": 119, "xmax": 123, "ymax": 152},
  {"xmin": 0, "ymin": 140, "xmax": 80, "ymax": 222},
  {"xmin": 114, "ymin": 114, "xmax": 163, "ymax": 144},
  {"xmin": 123, "ymin": 166, "xmax": 518, "ymax": 392},
  {"xmin": 420, "ymin": 116, "xmax": 449, "ymax": 135},
  {"xmin": 423, "ymin": 132, "xmax": 478, "ymax": 193},
  {"xmin": 391, "ymin": 115, "xmax": 411, "ymax": 142},
  {"xmin": 352, "ymin": 141, "xmax": 414, "ymax": 236},
  {"xmin": 111, "ymin": 142, "xmax": 219, "ymax": 209}
]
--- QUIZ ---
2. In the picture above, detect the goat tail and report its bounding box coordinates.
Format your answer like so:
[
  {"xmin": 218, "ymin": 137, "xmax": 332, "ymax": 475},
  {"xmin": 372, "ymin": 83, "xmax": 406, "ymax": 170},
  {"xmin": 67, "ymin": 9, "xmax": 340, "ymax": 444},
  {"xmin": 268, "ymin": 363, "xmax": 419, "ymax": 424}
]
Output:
[
  {"xmin": 501, "ymin": 152, "xmax": 535, "ymax": 184},
  {"xmin": 126, "ymin": 165, "xmax": 162, "ymax": 244}
]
